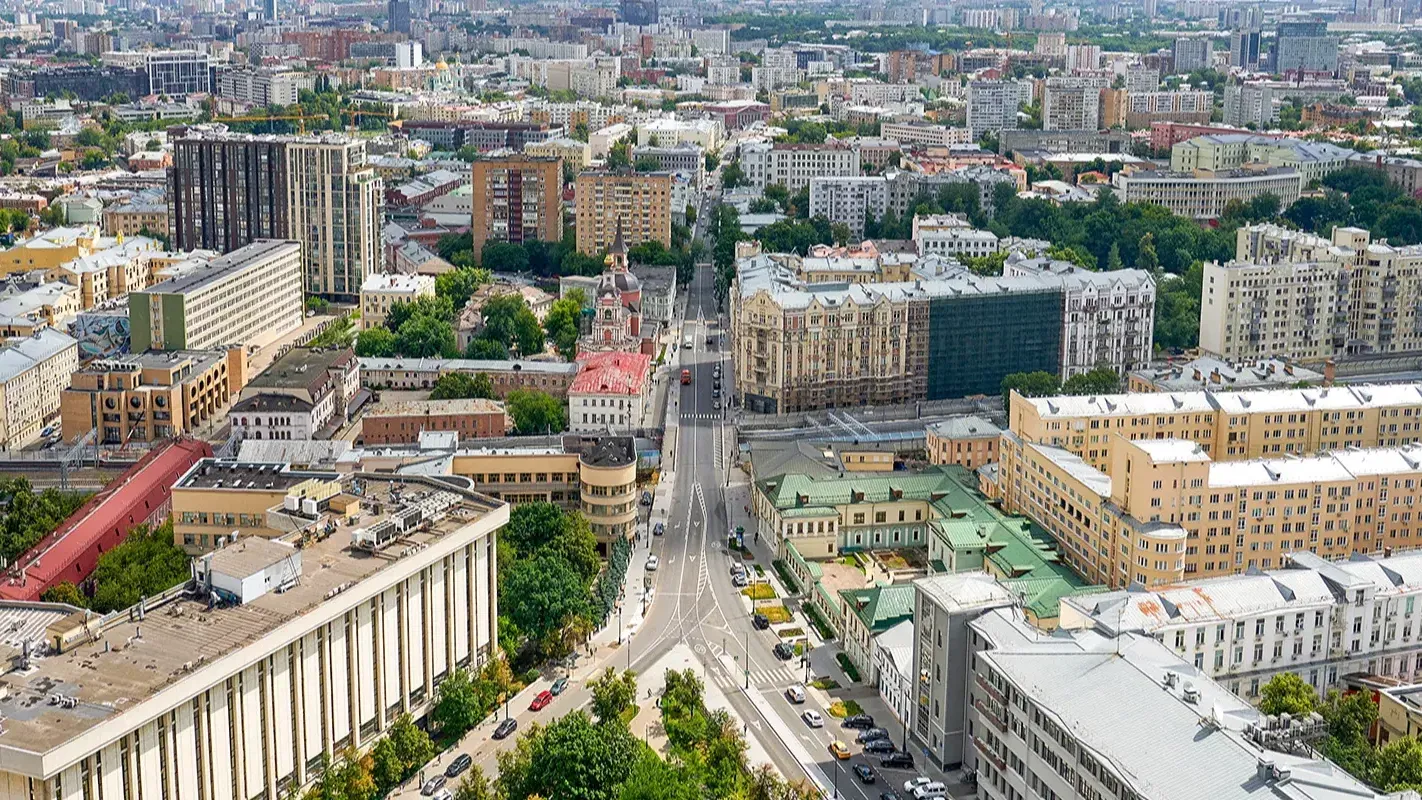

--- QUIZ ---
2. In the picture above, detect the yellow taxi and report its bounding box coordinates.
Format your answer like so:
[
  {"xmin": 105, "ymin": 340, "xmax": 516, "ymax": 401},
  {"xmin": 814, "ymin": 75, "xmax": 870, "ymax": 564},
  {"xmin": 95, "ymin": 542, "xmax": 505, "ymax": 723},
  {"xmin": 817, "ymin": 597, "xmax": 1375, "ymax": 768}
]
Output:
[{"xmin": 829, "ymin": 740, "xmax": 852, "ymax": 760}]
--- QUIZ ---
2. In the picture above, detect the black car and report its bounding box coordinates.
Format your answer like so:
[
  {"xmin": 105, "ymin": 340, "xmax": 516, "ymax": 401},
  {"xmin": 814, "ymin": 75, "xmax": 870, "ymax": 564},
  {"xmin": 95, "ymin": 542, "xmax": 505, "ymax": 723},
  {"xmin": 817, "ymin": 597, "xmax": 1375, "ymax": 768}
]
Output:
[
  {"xmin": 878, "ymin": 752, "xmax": 916, "ymax": 770},
  {"xmin": 773, "ymin": 642, "xmax": 795, "ymax": 660},
  {"xmin": 880, "ymin": 793, "xmax": 903, "ymax": 800},
  {"xmin": 445, "ymin": 754, "xmax": 473, "ymax": 779},
  {"xmin": 493, "ymin": 718, "xmax": 518, "ymax": 739},
  {"xmin": 752, "ymin": 613, "xmax": 770, "ymax": 629},
  {"xmin": 856, "ymin": 727, "xmax": 890, "ymax": 744},
  {"xmin": 854, "ymin": 764, "xmax": 875, "ymax": 784},
  {"xmin": 842, "ymin": 714, "xmax": 877, "ymax": 729},
  {"xmin": 863, "ymin": 739, "xmax": 897, "ymax": 755}
]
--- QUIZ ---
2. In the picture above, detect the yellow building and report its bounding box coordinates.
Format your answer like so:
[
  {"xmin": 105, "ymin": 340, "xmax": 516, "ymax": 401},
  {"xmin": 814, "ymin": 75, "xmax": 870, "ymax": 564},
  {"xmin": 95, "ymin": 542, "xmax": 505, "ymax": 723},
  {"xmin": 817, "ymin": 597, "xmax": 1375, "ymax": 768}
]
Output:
[
  {"xmin": 0, "ymin": 227, "xmax": 103, "ymax": 275},
  {"xmin": 574, "ymin": 172, "xmax": 673, "ymax": 255},
  {"xmin": 359, "ymin": 272, "xmax": 436, "ymax": 330},
  {"xmin": 52, "ymin": 235, "xmax": 161, "ymax": 309},
  {"xmin": 170, "ymin": 458, "xmax": 345, "ymax": 553},
  {"xmin": 61, "ymin": 347, "xmax": 248, "ymax": 445},
  {"xmin": 102, "ymin": 201, "xmax": 169, "ymax": 238},
  {"xmin": 524, "ymin": 137, "xmax": 592, "ymax": 171}
]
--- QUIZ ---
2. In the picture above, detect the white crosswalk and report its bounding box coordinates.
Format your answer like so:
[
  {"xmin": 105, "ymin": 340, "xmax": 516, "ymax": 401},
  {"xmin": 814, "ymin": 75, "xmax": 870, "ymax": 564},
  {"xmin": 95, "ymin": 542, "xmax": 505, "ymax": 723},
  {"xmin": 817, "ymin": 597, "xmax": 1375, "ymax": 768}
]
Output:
[
  {"xmin": 708, "ymin": 664, "xmax": 801, "ymax": 689},
  {"xmin": 681, "ymin": 412, "xmax": 722, "ymax": 421}
]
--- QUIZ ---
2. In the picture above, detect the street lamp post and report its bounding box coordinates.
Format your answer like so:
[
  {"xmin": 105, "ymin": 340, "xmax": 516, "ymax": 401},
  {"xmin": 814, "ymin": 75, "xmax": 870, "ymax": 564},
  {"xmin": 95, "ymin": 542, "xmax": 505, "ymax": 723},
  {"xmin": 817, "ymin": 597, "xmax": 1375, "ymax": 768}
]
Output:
[
  {"xmin": 833, "ymin": 757, "xmax": 841, "ymax": 799},
  {"xmin": 743, "ymin": 629, "xmax": 750, "ymax": 689}
]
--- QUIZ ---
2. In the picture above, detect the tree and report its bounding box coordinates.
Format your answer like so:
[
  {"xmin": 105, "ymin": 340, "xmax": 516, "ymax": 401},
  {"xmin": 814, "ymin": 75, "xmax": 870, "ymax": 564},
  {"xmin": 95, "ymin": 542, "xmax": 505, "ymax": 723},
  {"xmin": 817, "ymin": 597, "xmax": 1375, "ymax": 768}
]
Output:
[
  {"xmin": 496, "ymin": 711, "xmax": 640, "ymax": 800},
  {"xmin": 40, "ymin": 581, "xmax": 87, "ymax": 608},
  {"xmin": 1105, "ymin": 242, "xmax": 1123, "ymax": 271},
  {"xmin": 354, "ymin": 327, "xmax": 397, "ymax": 358},
  {"xmin": 430, "ymin": 372, "xmax": 497, "ymax": 400},
  {"xmin": 1001, "ymin": 371, "xmax": 1061, "ymax": 408},
  {"xmin": 507, "ymin": 389, "xmax": 566, "ymax": 434},
  {"xmin": 0, "ymin": 479, "xmax": 91, "ymax": 564},
  {"xmin": 544, "ymin": 295, "xmax": 583, "ymax": 359},
  {"xmin": 1372, "ymin": 737, "xmax": 1422, "ymax": 792},
  {"xmin": 386, "ymin": 295, "xmax": 455, "ymax": 331},
  {"xmin": 721, "ymin": 162, "xmax": 745, "ymax": 189},
  {"xmin": 831, "ymin": 222, "xmax": 852, "ymax": 247},
  {"xmin": 503, "ymin": 554, "xmax": 592, "ymax": 645},
  {"xmin": 1259, "ymin": 672, "xmax": 1317, "ymax": 716},
  {"xmin": 505, "ymin": 502, "xmax": 569, "ymax": 555},
  {"xmin": 369, "ymin": 737, "xmax": 403, "ymax": 791},
  {"xmin": 479, "ymin": 294, "xmax": 544, "ymax": 356},
  {"xmin": 453, "ymin": 766, "xmax": 494, "ymax": 800},
  {"xmin": 1136, "ymin": 233, "xmax": 1159, "ymax": 272},
  {"xmin": 89, "ymin": 521, "xmax": 189, "ymax": 613},
  {"xmin": 619, "ymin": 752, "xmax": 702, "ymax": 800},
  {"xmin": 588, "ymin": 668, "xmax": 639, "ymax": 725},
  {"xmin": 634, "ymin": 155, "xmax": 662, "ymax": 172},
  {"xmin": 481, "ymin": 241, "xmax": 531, "ymax": 273},
  {"xmin": 387, "ymin": 713, "xmax": 435, "ymax": 776},
  {"xmin": 606, "ymin": 140, "xmax": 632, "ymax": 170},
  {"xmin": 395, "ymin": 315, "xmax": 458, "ymax": 358},
  {"xmin": 467, "ymin": 338, "xmax": 511, "ymax": 360},
  {"xmin": 432, "ymin": 667, "xmax": 486, "ymax": 737},
  {"xmin": 1061, "ymin": 367, "xmax": 1121, "ymax": 396},
  {"xmin": 435, "ymin": 267, "xmax": 491, "ymax": 304}
]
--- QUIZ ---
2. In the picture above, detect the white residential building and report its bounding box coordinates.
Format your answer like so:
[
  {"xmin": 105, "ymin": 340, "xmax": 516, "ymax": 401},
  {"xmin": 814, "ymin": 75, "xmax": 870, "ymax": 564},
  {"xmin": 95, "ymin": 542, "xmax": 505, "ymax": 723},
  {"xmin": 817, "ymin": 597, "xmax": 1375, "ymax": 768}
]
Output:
[
  {"xmin": 0, "ymin": 473, "xmax": 505, "ymax": 800},
  {"xmin": 739, "ymin": 141, "xmax": 861, "ymax": 191},
  {"xmin": 1113, "ymin": 167, "xmax": 1303, "ymax": 220},
  {"xmin": 0, "ymin": 329, "xmax": 79, "ymax": 450},
  {"xmin": 639, "ymin": 118, "xmax": 724, "ymax": 152},
  {"xmin": 879, "ymin": 122, "xmax": 974, "ymax": 148},
  {"xmin": 872, "ymin": 619, "xmax": 914, "ymax": 732},
  {"xmin": 967, "ymin": 80, "xmax": 1032, "ymax": 139},
  {"xmin": 809, "ymin": 177, "xmax": 889, "ymax": 240},
  {"xmin": 912, "ymin": 214, "xmax": 999, "ymax": 258},
  {"xmin": 1042, "ymin": 75, "xmax": 1109, "ymax": 131},
  {"xmin": 360, "ymin": 272, "xmax": 437, "ymax": 330}
]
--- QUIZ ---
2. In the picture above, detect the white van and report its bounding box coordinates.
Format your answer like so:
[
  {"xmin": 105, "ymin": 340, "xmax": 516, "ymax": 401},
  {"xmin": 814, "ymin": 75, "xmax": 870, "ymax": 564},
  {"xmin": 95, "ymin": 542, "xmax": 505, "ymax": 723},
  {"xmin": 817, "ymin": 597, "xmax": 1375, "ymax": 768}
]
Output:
[
  {"xmin": 785, "ymin": 684, "xmax": 806, "ymax": 703},
  {"xmin": 912, "ymin": 782, "xmax": 948, "ymax": 799}
]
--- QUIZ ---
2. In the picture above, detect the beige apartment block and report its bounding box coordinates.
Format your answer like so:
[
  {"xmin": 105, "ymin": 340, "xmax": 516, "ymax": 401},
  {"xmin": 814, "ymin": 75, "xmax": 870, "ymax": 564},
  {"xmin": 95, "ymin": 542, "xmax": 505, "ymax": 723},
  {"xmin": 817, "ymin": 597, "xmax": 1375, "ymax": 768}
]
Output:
[
  {"xmin": 359, "ymin": 272, "xmax": 436, "ymax": 330},
  {"xmin": 0, "ymin": 329, "xmax": 79, "ymax": 450},
  {"xmin": 574, "ymin": 171, "xmax": 673, "ymax": 255}
]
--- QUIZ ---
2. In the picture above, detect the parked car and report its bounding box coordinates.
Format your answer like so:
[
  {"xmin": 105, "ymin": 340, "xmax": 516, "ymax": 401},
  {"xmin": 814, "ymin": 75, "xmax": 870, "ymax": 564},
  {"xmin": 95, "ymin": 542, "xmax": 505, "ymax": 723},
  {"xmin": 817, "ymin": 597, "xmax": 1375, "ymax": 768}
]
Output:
[
  {"xmin": 802, "ymin": 710, "xmax": 823, "ymax": 728},
  {"xmin": 773, "ymin": 642, "xmax": 795, "ymax": 660},
  {"xmin": 880, "ymin": 793, "xmax": 903, "ymax": 800},
  {"xmin": 732, "ymin": 573, "xmax": 749, "ymax": 587},
  {"xmin": 653, "ymin": 522, "xmax": 665, "ymax": 536},
  {"xmin": 445, "ymin": 754, "xmax": 472, "ymax": 779},
  {"xmin": 911, "ymin": 782, "xmax": 947, "ymax": 799},
  {"xmin": 645, "ymin": 555, "xmax": 660, "ymax": 570},
  {"xmin": 730, "ymin": 563, "xmax": 746, "ymax": 576},
  {"xmin": 879, "ymin": 752, "xmax": 916, "ymax": 770},
  {"xmin": 785, "ymin": 684, "xmax": 806, "ymax": 703},
  {"xmin": 858, "ymin": 733, "xmax": 893, "ymax": 755},
  {"xmin": 856, "ymin": 727, "xmax": 890, "ymax": 744},
  {"xmin": 842, "ymin": 714, "xmax": 877, "ymax": 729},
  {"xmin": 493, "ymin": 718, "xmax": 518, "ymax": 739},
  {"xmin": 529, "ymin": 690, "xmax": 553, "ymax": 711},
  {"xmin": 421, "ymin": 776, "xmax": 446, "ymax": 796},
  {"xmin": 640, "ymin": 491, "xmax": 652, "ymax": 505},
  {"xmin": 550, "ymin": 676, "xmax": 569, "ymax": 695},
  {"xmin": 903, "ymin": 778, "xmax": 933, "ymax": 794},
  {"xmin": 854, "ymin": 765, "xmax": 876, "ymax": 784},
  {"xmin": 829, "ymin": 741, "xmax": 852, "ymax": 760},
  {"xmin": 713, "ymin": 400, "xmax": 721, "ymax": 409},
  {"xmin": 752, "ymin": 613, "xmax": 770, "ymax": 629},
  {"xmin": 432, "ymin": 790, "xmax": 452, "ymax": 800}
]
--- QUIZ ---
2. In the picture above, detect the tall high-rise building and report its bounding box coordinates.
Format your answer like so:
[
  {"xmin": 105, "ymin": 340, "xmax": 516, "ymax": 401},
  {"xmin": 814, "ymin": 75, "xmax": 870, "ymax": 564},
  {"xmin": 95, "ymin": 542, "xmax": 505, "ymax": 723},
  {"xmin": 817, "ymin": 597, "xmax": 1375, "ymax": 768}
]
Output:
[
  {"xmin": 1229, "ymin": 27, "xmax": 1262, "ymax": 68},
  {"xmin": 1172, "ymin": 36, "xmax": 1212, "ymax": 71},
  {"xmin": 966, "ymin": 80, "xmax": 1032, "ymax": 139},
  {"xmin": 1042, "ymin": 75, "xmax": 1108, "ymax": 130},
  {"xmin": 574, "ymin": 172, "xmax": 672, "ymax": 255},
  {"xmin": 1274, "ymin": 19, "xmax": 1339, "ymax": 75},
  {"xmin": 168, "ymin": 132, "xmax": 383, "ymax": 301},
  {"xmin": 619, "ymin": 0, "xmax": 657, "ymax": 25},
  {"xmin": 388, "ymin": 0, "xmax": 411, "ymax": 33},
  {"xmin": 262, "ymin": 0, "xmax": 276, "ymax": 20},
  {"xmin": 471, "ymin": 155, "xmax": 564, "ymax": 255}
]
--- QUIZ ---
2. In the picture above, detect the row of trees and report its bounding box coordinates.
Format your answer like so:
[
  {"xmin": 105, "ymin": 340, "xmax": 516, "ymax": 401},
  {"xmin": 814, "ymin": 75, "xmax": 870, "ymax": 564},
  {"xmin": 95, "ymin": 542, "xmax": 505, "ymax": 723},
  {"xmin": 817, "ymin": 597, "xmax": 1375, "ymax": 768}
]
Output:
[
  {"xmin": 428, "ymin": 371, "xmax": 568, "ymax": 434},
  {"xmin": 0, "ymin": 478, "xmax": 91, "ymax": 566},
  {"xmin": 1000, "ymin": 366, "xmax": 1123, "ymax": 407},
  {"xmin": 498, "ymin": 502, "xmax": 602, "ymax": 664}
]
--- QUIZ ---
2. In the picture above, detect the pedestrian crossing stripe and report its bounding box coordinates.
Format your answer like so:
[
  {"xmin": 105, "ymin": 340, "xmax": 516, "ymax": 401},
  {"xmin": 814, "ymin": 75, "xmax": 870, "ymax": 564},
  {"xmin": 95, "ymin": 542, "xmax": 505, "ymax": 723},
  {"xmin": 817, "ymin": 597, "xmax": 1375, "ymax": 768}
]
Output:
[
  {"xmin": 710, "ymin": 666, "xmax": 800, "ymax": 688},
  {"xmin": 681, "ymin": 413, "xmax": 721, "ymax": 420}
]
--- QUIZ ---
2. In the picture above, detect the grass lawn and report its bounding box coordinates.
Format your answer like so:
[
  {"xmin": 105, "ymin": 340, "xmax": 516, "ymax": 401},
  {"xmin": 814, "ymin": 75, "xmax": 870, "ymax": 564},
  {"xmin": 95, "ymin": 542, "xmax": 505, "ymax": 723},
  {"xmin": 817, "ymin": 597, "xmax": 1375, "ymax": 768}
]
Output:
[
  {"xmin": 620, "ymin": 705, "xmax": 638, "ymax": 725},
  {"xmin": 794, "ymin": 642, "xmax": 807, "ymax": 656},
  {"xmin": 827, "ymin": 700, "xmax": 864, "ymax": 718},
  {"xmin": 753, "ymin": 564, "xmax": 765, "ymax": 576},
  {"xmin": 742, "ymin": 583, "xmax": 777, "ymax": 600},
  {"xmin": 777, "ymin": 627, "xmax": 806, "ymax": 639},
  {"xmin": 810, "ymin": 677, "xmax": 840, "ymax": 691},
  {"xmin": 761, "ymin": 604, "xmax": 793, "ymax": 624}
]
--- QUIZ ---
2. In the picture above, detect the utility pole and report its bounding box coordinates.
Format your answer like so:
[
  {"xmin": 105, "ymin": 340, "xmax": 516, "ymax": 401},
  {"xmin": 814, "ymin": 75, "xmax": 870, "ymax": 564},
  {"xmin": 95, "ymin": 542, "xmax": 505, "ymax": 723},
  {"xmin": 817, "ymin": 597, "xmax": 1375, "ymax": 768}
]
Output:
[{"xmin": 744, "ymin": 629, "xmax": 750, "ymax": 689}]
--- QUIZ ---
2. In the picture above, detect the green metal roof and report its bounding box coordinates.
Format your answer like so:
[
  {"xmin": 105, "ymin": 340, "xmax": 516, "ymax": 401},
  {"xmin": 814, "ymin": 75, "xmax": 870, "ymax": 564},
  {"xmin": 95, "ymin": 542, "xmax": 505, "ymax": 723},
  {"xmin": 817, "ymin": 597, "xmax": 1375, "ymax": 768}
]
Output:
[
  {"xmin": 839, "ymin": 584, "xmax": 916, "ymax": 633},
  {"xmin": 757, "ymin": 468, "xmax": 960, "ymax": 511}
]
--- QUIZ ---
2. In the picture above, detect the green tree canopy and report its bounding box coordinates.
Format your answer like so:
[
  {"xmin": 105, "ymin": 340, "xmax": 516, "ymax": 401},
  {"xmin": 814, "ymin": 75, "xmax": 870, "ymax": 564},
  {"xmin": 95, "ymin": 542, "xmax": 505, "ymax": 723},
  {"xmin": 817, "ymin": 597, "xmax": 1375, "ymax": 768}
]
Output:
[
  {"xmin": 588, "ymin": 667, "xmax": 639, "ymax": 725},
  {"xmin": 1001, "ymin": 371, "xmax": 1062, "ymax": 408},
  {"xmin": 1259, "ymin": 672, "xmax": 1317, "ymax": 716},
  {"xmin": 89, "ymin": 521, "xmax": 189, "ymax": 613},
  {"xmin": 354, "ymin": 327, "xmax": 397, "ymax": 358},
  {"xmin": 395, "ymin": 314, "xmax": 458, "ymax": 358},
  {"xmin": 544, "ymin": 295, "xmax": 584, "ymax": 359},
  {"xmin": 1061, "ymin": 367, "xmax": 1121, "ymax": 396},
  {"xmin": 507, "ymin": 389, "xmax": 567, "ymax": 434},
  {"xmin": 502, "ymin": 554, "xmax": 592, "ymax": 643},
  {"xmin": 496, "ymin": 711, "xmax": 640, "ymax": 800},
  {"xmin": 430, "ymin": 372, "xmax": 497, "ymax": 400}
]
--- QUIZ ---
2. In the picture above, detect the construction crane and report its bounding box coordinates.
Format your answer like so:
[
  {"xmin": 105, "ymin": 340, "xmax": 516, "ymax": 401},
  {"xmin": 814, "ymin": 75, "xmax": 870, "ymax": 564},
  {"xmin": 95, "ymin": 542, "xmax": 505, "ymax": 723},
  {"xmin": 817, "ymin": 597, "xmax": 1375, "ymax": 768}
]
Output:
[{"xmin": 212, "ymin": 113, "xmax": 331, "ymax": 134}]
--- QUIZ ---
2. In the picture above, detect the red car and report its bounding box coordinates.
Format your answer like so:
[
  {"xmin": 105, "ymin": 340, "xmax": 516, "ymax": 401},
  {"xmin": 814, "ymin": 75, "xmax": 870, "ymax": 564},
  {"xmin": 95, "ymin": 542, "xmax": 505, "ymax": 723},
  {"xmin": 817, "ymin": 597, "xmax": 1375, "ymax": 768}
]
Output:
[{"xmin": 529, "ymin": 690, "xmax": 553, "ymax": 711}]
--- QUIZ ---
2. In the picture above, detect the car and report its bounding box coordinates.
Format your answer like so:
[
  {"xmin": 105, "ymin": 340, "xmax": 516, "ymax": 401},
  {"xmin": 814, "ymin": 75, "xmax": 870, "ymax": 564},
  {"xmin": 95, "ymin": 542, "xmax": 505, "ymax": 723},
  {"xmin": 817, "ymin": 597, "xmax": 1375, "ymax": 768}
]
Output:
[
  {"xmin": 856, "ymin": 727, "xmax": 890, "ymax": 744},
  {"xmin": 640, "ymin": 491, "xmax": 652, "ymax": 505},
  {"xmin": 854, "ymin": 765, "xmax": 876, "ymax": 784},
  {"xmin": 529, "ymin": 690, "xmax": 553, "ymax": 711},
  {"xmin": 785, "ymin": 684, "xmax": 806, "ymax": 703},
  {"xmin": 645, "ymin": 555, "xmax": 660, "ymax": 570},
  {"xmin": 712, "ymin": 388, "xmax": 721, "ymax": 397},
  {"xmin": 802, "ymin": 710, "xmax": 823, "ymax": 727},
  {"xmin": 829, "ymin": 741, "xmax": 852, "ymax": 760},
  {"xmin": 732, "ymin": 573, "xmax": 749, "ymax": 587},
  {"xmin": 880, "ymin": 793, "xmax": 903, "ymax": 800},
  {"xmin": 752, "ymin": 613, "xmax": 770, "ymax": 630},
  {"xmin": 730, "ymin": 563, "xmax": 747, "ymax": 577},
  {"xmin": 773, "ymin": 642, "xmax": 795, "ymax": 660},
  {"xmin": 879, "ymin": 752, "xmax": 916, "ymax": 770},
  {"xmin": 550, "ymin": 677, "xmax": 569, "ymax": 696},
  {"xmin": 421, "ymin": 776, "xmax": 447, "ymax": 795},
  {"xmin": 653, "ymin": 521, "xmax": 665, "ymax": 536},
  {"xmin": 445, "ymin": 754, "xmax": 473, "ymax": 779},
  {"xmin": 493, "ymin": 718, "xmax": 518, "ymax": 739},
  {"xmin": 706, "ymin": 336, "xmax": 714, "ymax": 345},
  {"xmin": 713, "ymin": 400, "xmax": 721, "ymax": 409},
  {"xmin": 903, "ymin": 777, "xmax": 933, "ymax": 794},
  {"xmin": 432, "ymin": 790, "xmax": 452, "ymax": 800},
  {"xmin": 864, "ymin": 739, "xmax": 897, "ymax": 754},
  {"xmin": 911, "ymin": 782, "xmax": 947, "ymax": 799},
  {"xmin": 843, "ymin": 714, "xmax": 877, "ymax": 729}
]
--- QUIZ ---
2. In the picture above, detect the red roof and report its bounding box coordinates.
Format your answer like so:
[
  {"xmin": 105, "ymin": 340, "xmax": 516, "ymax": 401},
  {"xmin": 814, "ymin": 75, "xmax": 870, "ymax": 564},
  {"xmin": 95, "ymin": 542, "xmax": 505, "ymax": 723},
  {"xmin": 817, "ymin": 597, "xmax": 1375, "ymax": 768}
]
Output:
[
  {"xmin": 570, "ymin": 352, "xmax": 652, "ymax": 396},
  {"xmin": 0, "ymin": 438, "xmax": 213, "ymax": 601}
]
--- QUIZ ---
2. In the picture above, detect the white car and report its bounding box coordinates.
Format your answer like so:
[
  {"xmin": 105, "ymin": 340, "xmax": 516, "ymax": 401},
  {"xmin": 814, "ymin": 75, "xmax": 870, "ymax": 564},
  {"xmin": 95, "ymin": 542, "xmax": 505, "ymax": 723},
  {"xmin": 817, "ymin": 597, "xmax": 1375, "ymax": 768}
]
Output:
[
  {"xmin": 802, "ymin": 710, "xmax": 824, "ymax": 728},
  {"xmin": 645, "ymin": 555, "xmax": 660, "ymax": 571},
  {"xmin": 904, "ymin": 777, "xmax": 933, "ymax": 794}
]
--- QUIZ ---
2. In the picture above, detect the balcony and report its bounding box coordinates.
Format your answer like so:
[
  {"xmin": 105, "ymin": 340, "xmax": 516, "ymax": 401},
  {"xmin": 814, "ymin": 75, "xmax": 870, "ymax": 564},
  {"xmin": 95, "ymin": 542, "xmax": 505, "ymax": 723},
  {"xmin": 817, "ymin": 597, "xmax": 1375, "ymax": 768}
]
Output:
[
  {"xmin": 974, "ymin": 699, "xmax": 1007, "ymax": 733},
  {"xmin": 974, "ymin": 673, "xmax": 1005, "ymax": 704},
  {"xmin": 972, "ymin": 737, "xmax": 1007, "ymax": 773}
]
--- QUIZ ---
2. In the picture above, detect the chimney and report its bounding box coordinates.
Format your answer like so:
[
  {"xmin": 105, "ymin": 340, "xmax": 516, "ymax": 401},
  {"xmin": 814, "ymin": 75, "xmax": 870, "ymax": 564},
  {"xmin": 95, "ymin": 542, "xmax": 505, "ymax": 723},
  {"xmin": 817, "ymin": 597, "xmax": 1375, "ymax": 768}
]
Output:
[
  {"xmin": 1210, "ymin": 369, "xmax": 1221, "ymax": 384},
  {"xmin": 1324, "ymin": 359, "xmax": 1336, "ymax": 386},
  {"xmin": 1192, "ymin": 367, "xmax": 1202, "ymax": 381}
]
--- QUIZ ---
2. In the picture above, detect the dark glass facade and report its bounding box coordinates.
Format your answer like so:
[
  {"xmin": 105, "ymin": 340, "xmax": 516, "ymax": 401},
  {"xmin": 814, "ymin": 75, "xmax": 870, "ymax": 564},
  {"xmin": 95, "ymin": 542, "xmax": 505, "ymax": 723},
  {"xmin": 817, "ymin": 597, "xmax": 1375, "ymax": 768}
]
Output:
[{"xmin": 925, "ymin": 291, "xmax": 1063, "ymax": 400}]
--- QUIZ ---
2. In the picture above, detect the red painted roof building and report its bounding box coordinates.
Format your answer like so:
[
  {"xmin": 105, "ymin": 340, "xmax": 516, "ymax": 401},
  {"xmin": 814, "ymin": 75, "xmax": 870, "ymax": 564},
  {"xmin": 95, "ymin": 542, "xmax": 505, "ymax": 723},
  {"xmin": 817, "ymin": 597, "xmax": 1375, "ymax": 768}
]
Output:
[{"xmin": 568, "ymin": 351, "xmax": 652, "ymax": 434}]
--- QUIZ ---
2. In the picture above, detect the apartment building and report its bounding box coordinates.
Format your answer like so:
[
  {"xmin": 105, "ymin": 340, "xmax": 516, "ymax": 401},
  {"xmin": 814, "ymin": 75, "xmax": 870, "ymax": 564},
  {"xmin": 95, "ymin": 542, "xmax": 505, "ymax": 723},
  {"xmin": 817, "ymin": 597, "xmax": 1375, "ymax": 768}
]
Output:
[
  {"xmin": 524, "ymin": 137, "xmax": 591, "ymax": 171},
  {"xmin": 1123, "ymin": 89, "xmax": 1215, "ymax": 127},
  {"xmin": 808, "ymin": 177, "xmax": 889, "ymax": 240},
  {"xmin": 630, "ymin": 143, "xmax": 705, "ymax": 188},
  {"xmin": 169, "ymin": 131, "xmax": 383, "ymax": 301},
  {"xmin": 879, "ymin": 122, "xmax": 974, "ymax": 148},
  {"xmin": 102, "ymin": 200, "xmax": 168, "ymax": 238},
  {"xmin": 911, "ymin": 214, "xmax": 999, "ymax": 258},
  {"xmin": 966, "ymin": 80, "xmax": 1032, "ymax": 138},
  {"xmin": 216, "ymin": 67, "xmax": 315, "ymax": 107},
  {"xmin": 399, "ymin": 121, "xmax": 562, "ymax": 152},
  {"xmin": 361, "ymin": 398, "xmax": 510, "ymax": 444},
  {"xmin": 731, "ymin": 251, "xmax": 1153, "ymax": 413},
  {"xmin": 61, "ymin": 347, "xmax": 248, "ymax": 444},
  {"xmin": 1171, "ymin": 134, "xmax": 1354, "ymax": 184},
  {"xmin": 51, "ymin": 235, "xmax": 162, "ymax": 310},
  {"xmin": 925, "ymin": 415, "xmax": 1001, "ymax": 470},
  {"xmin": 1201, "ymin": 223, "xmax": 1422, "ymax": 361},
  {"xmin": 470, "ymin": 155, "xmax": 564, "ymax": 255},
  {"xmin": 360, "ymin": 272, "xmax": 436, "ymax": 330},
  {"xmin": 359, "ymin": 357, "xmax": 579, "ymax": 396},
  {"xmin": 0, "ymin": 329, "xmax": 78, "ymax": 449},
  {"xmin": 129, "ymin": 239, "xmax": 304, "ymax": 352},
  {"xmin": 1042, "ymin": 76, "xmax": 1108, "ymax": 131},
  {"xmin": 1224, "ymin": 79, "xmax": 1349, "ymax": 127},
  {"xmin": 0, "ymin": 471, "xmax": 505, "ymax": 800},
  {"xmin": 574, "ymin": 172, "xmax": 673, "ymax": 255},
  {"xmin": 1112, "ymin": 166, "xmax": 1303, "ymax": 220},
  {"xmin": 739, "ymin": 141, "xmax": 861, "ymax": 192},
  {"xmin": 1061, "ymin": 550, "xmax": 1422, "ymax": 700},
  {"xmin": 568, "ymin": 351, "xmax": 651, "ymax": 434}
]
